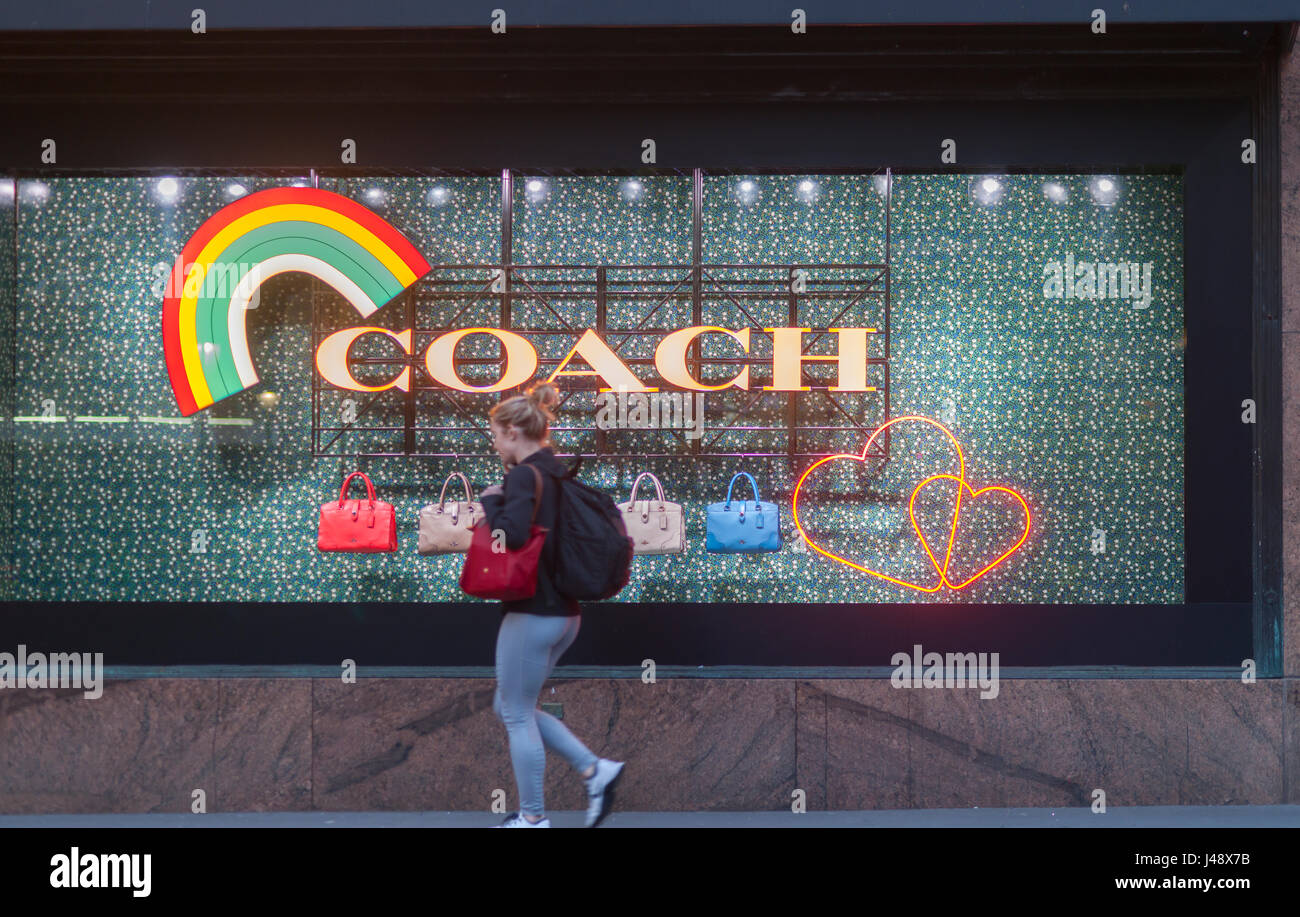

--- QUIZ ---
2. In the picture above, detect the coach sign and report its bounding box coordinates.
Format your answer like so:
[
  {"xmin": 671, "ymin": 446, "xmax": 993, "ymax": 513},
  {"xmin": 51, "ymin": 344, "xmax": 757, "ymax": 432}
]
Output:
[{"xmin": 313, "ymin": 325, "xmax": 880, "ymax": 395}]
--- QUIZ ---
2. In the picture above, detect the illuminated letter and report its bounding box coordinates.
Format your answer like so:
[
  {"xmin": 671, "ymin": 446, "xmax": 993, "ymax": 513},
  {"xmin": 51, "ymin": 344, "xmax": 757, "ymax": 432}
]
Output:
[
  {"xmin": 425, "ymin": 328, "xmax": 537, "ymax": 393},
  {"xmin": 547, "ymin": 329, "xmax": 653, "ymax": 392},
  {"xmin": 654, "ymin": 326, "xmax": 750, "ymax": 391},
  {"xmin": 764, "ymin": 327, "xmax": 873, "ymax": 392},
  {"xmin": 315, "ymin": 326, "xmax": 412, "ymax": 392}
]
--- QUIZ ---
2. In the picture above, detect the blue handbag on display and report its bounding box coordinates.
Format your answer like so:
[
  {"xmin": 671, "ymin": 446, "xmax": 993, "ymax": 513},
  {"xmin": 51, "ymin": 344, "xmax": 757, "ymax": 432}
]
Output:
[{"xmin": 705, "ymin": 472, "xmax": 782, "ymax": 553}]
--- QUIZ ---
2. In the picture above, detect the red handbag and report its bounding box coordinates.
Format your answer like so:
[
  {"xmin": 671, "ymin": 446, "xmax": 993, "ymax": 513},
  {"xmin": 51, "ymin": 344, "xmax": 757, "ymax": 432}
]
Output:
[
  {"xmin": 318, "ymin": 471, "xmax": 398, "ymax": 552},
  {"xmin": 460, "ymin": 466, "xmax": 548, "ymax": 601}
]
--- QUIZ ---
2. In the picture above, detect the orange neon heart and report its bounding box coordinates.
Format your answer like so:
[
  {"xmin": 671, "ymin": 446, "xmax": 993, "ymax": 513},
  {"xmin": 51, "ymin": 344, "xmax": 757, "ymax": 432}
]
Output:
[
  {"xmin": 791, "ymin": 415, "xmax": 1031, "ymax": 593},
  {"xmin": 791, "ymin": 415, "xmax": 967, "ymax": 592},
  {"xmin": 908, "ymin": 473, "xmax": 1031, "ymax": 590}
]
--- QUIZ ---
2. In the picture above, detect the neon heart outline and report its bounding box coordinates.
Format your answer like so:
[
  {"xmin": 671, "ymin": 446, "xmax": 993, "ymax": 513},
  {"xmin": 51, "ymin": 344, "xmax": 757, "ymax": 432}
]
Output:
[
  {"xmin": 791, "ymin": 415, "xmax": 1032, "ymax": 592},
  {"xmin": 791, "ymin": 415, "xmax": 967, "ymax": 592},
  {"xmin": 908, "ymin": 473, "xmax": 1031, "ymax": 590}
]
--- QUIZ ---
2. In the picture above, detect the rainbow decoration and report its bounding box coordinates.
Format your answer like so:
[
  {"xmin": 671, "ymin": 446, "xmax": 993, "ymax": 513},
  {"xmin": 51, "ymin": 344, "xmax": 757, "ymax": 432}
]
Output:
[{"xmin": 162, "ymin": 186, "xmax": 431, "ymax": 416}]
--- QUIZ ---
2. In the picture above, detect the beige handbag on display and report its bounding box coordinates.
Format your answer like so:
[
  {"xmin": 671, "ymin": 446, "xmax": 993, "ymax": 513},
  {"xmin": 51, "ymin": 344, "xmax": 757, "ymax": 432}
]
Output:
[
  {"xmin": 617, "ymin": 471, "xmax": 685, "ymax": 555},
  {"xmin": 417, "ymin": 472, "xmax": 483, "ymax": 554}
]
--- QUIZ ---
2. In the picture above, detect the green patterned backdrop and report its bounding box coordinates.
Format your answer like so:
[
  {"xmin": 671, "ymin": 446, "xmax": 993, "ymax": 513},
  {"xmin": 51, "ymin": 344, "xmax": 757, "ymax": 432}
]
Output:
[{"xmin": 3, "ymin": 172, "xmax": 1183, "ymax": 603}]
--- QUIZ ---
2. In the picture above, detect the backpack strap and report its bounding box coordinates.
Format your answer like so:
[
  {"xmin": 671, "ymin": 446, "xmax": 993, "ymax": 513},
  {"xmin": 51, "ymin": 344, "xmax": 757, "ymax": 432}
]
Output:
[
  {"xmin": 560, "ymin": 454, "xmax": 583, "ymax": 480},
  {"xmin": 524, "ymin": 463, "xmax": 564, "ymax": 606}
]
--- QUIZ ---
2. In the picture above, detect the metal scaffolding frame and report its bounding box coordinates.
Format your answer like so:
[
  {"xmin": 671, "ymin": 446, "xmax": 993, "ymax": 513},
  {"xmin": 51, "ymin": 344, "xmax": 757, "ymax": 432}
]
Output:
[{"xmin": 311, "ymin": 167, "xmax": 893, "ymax": 461}]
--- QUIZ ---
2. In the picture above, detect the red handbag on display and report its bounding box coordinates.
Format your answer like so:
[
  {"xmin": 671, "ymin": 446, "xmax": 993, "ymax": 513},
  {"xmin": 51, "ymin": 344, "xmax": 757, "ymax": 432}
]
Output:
[
  {"xmin": 317, "ymin": 471, "xmax": 398, "ymax": 553},
  {"xmin": 459, "ymin": 466, "xmax": 548, "ymax": 601}
]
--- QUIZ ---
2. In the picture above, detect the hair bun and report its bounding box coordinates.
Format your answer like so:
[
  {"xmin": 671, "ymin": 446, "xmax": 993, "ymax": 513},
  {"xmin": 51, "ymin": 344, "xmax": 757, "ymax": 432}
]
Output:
[{"xmin": 527, "ymin": 382, "xmax": 560, "ymax": 412}]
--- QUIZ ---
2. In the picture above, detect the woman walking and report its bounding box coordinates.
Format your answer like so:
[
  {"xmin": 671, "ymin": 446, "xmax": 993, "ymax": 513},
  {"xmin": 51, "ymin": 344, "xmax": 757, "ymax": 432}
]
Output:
[{"xmin": 477, "ymin": 382, "xmax": 625, "ymax": 828}]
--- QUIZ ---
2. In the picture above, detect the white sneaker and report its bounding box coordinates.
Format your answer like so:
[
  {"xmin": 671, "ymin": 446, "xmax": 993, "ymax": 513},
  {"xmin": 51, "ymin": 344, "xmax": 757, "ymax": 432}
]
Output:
[
  {"xmin": 494, "ymin": 812, "xmax": 551, "ymax": 828},
  {"xmin": 583, "ymin": 758, "xmax": 625, "ymax": 828}
]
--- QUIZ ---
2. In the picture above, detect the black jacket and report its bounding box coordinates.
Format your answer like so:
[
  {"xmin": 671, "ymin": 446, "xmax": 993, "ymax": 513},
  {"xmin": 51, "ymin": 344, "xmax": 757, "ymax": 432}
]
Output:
[{"xmin": 479, "ymin": 447, "xmax": 581, "ymax": 617}]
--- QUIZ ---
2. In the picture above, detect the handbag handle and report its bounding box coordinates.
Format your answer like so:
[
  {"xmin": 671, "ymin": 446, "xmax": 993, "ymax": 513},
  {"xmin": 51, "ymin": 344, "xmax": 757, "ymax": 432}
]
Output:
[
  {"xmin": 724, "ymin": 471, "xmax": 761, "ymax": 508},
  {"xmin": 627, "ymin": 471, "xmax": 667, "ymax": 507},
  {"xmin": 338, "ymin": 471, "xmax": 377, "ymax": 508},
  {"xmin": 437, "ymin": 471, "xmax": 476, "ymax": 511}
]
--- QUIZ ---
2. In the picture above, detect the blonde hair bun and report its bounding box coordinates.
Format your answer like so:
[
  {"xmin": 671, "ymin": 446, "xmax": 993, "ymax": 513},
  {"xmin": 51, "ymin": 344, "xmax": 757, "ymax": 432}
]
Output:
[
  {"xmin": 489, "ymin": 382, "xmax": 560, "ymax": 444},
  {"xmin": 526, "ymin": 382, "xmax": 560, "ymax": 415}
]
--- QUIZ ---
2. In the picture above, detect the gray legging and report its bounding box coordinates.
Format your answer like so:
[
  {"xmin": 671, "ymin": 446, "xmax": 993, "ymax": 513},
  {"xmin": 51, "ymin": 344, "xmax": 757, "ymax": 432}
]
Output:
[{"xmin": 493, "ymin": 611, "xmax": 599, "ymax": 817}]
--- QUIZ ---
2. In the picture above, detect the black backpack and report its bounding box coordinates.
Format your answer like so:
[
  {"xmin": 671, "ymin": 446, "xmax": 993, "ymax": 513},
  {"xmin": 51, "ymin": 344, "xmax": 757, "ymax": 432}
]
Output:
[{"xmin": 545, "ymin": 457, "xmax": 634, "ymax": 601}]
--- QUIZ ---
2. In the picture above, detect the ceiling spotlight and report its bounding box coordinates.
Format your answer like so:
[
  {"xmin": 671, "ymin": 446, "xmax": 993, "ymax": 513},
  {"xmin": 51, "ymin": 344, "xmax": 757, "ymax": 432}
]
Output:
[
  {"xmin": 20, "ymin": 181, "xmax": 49, "ymax": 204},
  {"xmin": 621, "ymin": 179, "xmax": 644, "ymax": 202},
  {"xmin": 1088, "ymin": 175, "xmax": 1120, "ymax": 207},
  {"xmin": 972, "ymin": 175, "xmax": 1006, "ymax": 206},
  {"xmin": 796, "ymin": 179, "xmax": 820, "ymax": 203},
  {"xmin": 872, "ymin": 174, "xmax": 891, "ymax": 198},
  {"xmin": 426, "ymin": 186, "xmax": 451, "ymax": 206},
  {"xmin": 156, "ymin": 177, "xmax": 180, "ymax": 202},
  {"xmin": 524, "ymin": 178, "xmax": 549, "ymax": 202},
  {"xmin": 290, "ymin": 180, "xmax": 309, "ymax": 188},
  {"xmin": 1042, "ymin": 181, "xmax": 1068, "ymax": 204},
  {"xmin": 225, "ymin": 183, "xmax": 248, "ymax": 198},
  {"xmin": 735, "ymin": 178, "xmax": 759, "ymax": 206},
  {"xmin": 0, "ymin": 182, "xmax": 14, "ymax": 205},
  {"xmin": 363, "ymin": 187, "xmax": 385, "ymax": 204},
  {"xmin": 257, "ymin": 391, "xmax": 281, "ymax": 409}
]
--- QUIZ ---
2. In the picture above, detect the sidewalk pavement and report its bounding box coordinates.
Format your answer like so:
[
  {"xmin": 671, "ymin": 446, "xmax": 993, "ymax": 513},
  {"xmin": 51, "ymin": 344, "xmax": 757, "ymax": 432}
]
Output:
[{"xmin": 2, "ymin": 806, "xmax": 1297, "ymax": 828}]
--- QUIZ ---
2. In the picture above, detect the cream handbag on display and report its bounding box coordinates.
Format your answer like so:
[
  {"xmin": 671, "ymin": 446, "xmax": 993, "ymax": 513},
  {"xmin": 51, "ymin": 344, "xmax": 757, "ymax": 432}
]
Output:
[
  {"xmin": 616, "ymin": 471, "xmax": 685, "ymax": 555},
  {"xmin": 417, "ymin": 472, "xmax": 483, "ymax": 554}
]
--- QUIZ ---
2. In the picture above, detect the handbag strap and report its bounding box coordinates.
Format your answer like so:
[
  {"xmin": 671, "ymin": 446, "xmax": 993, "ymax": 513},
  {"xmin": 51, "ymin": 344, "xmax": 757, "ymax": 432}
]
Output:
[
  {"xmin": 724, "ymin": 471, "xmax": 760, "ymax": 507},
  {"xmin": 437, "ymin": 471, "xmax": 475, "ymax": 510},
  {"xmin": 524, "ymin": 464, "xmax": 545, "ymax": 526},
  {"xmin": 338, "ymin": 471, "xmax": 376, "ymax": 508},
  {"xmin": 627, "ymin": 471, "xmax": 666, "ymax": 507}
]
